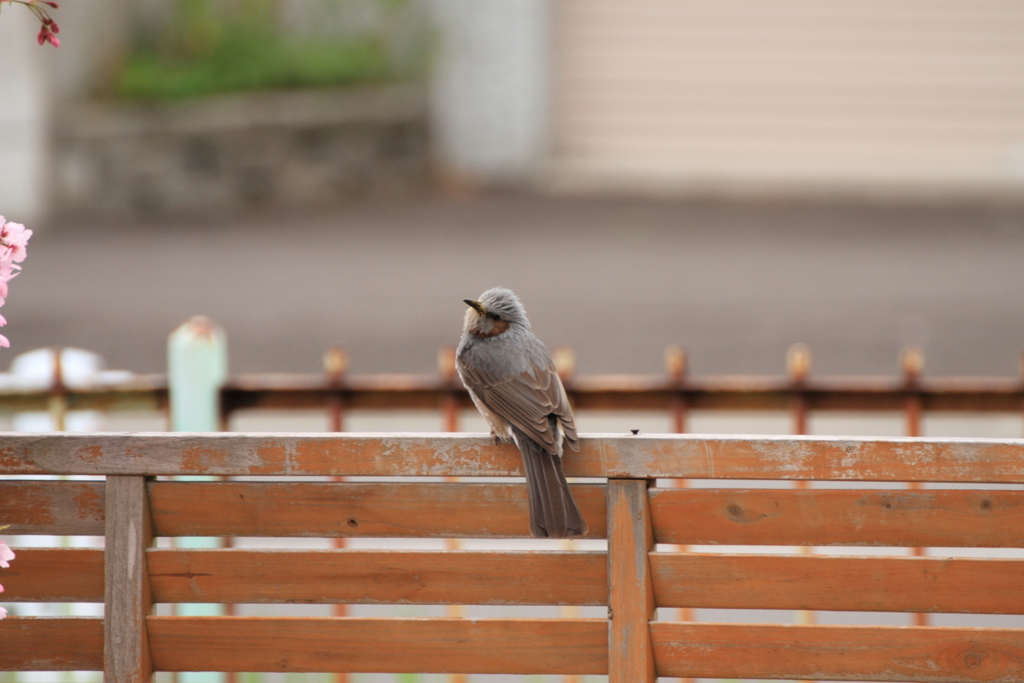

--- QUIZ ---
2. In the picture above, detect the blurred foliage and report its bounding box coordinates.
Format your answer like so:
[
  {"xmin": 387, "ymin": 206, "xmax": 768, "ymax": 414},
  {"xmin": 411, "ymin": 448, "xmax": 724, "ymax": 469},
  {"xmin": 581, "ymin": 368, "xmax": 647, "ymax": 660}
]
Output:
[{"xmin": 116, "ymin": 0, "xmax": 406, "ymax": 100}]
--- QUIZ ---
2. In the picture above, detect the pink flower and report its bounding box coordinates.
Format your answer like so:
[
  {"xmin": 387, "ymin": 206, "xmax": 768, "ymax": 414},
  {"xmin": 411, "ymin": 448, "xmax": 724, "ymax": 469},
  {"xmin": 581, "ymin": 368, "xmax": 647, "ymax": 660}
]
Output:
[
  {"xmin": 0, "ymin": 541, "xmax": 12, "ymax": 619},
  {"xmin": 0, "ymin": 221, "xmax": 31, "ymax": 263},
  {"xmin": 0, "ymin": 542, "xmax": 13, "ymax": 568},
  {"xmin": 0, "ymin": 217, "xmax": 30, "ymax": 346},
  {"xmin": 4, "ymin": 1, "xmax": 61, "ymax": 48}
]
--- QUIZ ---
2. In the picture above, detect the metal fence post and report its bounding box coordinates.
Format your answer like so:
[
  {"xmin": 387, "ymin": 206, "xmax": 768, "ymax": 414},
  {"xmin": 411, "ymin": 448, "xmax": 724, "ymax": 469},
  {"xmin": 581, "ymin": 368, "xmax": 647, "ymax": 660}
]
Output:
[
  {"xmin": 167, "ymin": 317, "xmax": 229, "ymax": 683},
  {"xmin": 168, "ymin": 317, "xmax": 227, "ymax": 433},
  {"xmin": 901, "ymin": 347, "xmax": 930, "ymax": 628},
  {"xmin": 324, "ymin": 347, "xmax": 350, "ymax": 683}
]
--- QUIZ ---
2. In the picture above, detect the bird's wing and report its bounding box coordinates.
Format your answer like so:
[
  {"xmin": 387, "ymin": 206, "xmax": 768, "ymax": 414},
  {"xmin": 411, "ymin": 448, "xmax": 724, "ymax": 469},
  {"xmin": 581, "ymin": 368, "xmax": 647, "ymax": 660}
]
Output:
[{"xmin": 459, "ymin": 342, "xmax": 577, "ymax": 453}]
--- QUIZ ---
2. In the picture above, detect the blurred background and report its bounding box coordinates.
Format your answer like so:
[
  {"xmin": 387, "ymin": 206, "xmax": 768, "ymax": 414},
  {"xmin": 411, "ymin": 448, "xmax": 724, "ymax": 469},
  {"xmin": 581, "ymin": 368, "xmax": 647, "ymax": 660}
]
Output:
[
  {"xmin": 0, "ymin": 0, "xmax": 1022, "ymax": 378},
  {"xmin": 1, "ymin": 1, "xmax": 1024, "ymax": 683}
]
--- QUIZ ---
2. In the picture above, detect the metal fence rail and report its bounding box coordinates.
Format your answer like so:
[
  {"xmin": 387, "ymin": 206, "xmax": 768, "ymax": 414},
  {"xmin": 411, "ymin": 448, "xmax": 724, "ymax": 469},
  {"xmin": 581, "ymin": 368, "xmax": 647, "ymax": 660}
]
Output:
[{"xmin": 2, "ymin": 345, "xmax": 1022, "ymax": 423}]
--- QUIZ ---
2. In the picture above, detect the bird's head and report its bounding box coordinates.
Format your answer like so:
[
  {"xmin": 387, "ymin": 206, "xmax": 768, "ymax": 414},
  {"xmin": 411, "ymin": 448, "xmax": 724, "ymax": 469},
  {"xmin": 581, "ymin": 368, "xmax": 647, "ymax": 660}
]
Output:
[{"xmin": 463, "ymin": 287, "xmax": 530, "ymax": 339}]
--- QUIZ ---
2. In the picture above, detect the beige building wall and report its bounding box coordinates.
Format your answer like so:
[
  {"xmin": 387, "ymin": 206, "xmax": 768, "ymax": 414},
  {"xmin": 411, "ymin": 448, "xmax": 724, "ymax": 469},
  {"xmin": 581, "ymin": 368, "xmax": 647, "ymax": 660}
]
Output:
[{"xmin": 550, "ymin": 1, "xmax": 1024, "ymax": 199}]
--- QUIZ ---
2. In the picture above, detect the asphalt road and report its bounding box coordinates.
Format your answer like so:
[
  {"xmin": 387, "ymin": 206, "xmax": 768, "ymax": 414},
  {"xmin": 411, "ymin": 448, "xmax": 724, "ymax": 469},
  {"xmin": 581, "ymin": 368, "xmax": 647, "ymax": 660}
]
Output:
[{"xmin": 9, "ymin": 192, "xmax": 1024, "ymax": 380}]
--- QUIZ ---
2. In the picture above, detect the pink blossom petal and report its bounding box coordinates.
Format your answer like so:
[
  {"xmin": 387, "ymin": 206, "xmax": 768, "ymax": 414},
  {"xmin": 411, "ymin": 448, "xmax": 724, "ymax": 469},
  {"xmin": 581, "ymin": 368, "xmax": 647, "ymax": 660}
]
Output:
[
  {"xmin": 0, "ymin": 221, "xmax": 23, "ymax": 239},
  {"xmin": 0, "ymin": 313, "xmax": 7, "ymax": 326},
  {"xmin": 0, "ymin": 605, "xmax": 6, "ymax": 619},
  {"xmin": 0, "ymin": 224, "xmax": 31, "ymax": 263},
  {"xmin": 0, "ymin": 335, "xmax": 11, "ymax": 348},
  {"xmin": 0, "ymin": 543, "xmax": 13, "ymax": 568},
  {"xmin": 0, "ymin": 259, "xmax": 14, "ymax": 285}
]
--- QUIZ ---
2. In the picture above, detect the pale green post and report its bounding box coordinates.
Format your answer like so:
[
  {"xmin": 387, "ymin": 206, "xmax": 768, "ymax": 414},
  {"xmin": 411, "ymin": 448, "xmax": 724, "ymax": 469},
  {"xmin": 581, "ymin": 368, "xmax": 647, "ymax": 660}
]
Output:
[
  {"xmin": 168, "ymin": 316, "xmax": 227, "ymax": 432},
  {"xmin": 167, "ymin": 316, "xmax": 228, "ymax": 683}
]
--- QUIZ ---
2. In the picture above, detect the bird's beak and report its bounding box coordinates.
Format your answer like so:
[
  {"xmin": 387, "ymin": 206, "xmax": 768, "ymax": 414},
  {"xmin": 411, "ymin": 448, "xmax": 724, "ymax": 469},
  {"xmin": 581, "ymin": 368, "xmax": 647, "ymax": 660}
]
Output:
[{"xmin": 463, "ymin": 299, "xmax": 486, "ymax": 315}]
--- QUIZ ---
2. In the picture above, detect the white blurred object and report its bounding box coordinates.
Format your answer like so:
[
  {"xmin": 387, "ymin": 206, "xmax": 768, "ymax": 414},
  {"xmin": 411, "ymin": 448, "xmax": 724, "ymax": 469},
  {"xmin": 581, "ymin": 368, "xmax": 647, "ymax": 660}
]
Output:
[
  {"xmin": 4, "ymin": 347, "xmax": 134, "ymax": 431},
  {"xmin": 0, "ymin": 7, "xmax": 50, "ymax": 224},
  {"xmin": 429, "ymin": 0, "xmax": 549, "ymax": 183}
]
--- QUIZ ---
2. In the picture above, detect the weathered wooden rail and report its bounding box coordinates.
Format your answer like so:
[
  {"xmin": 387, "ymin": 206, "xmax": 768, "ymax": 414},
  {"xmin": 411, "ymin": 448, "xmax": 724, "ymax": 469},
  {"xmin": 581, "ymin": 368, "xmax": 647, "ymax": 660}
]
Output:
[{"xmin": 3, "ymin": 432, "xmax": 1024, "ymax": 682}]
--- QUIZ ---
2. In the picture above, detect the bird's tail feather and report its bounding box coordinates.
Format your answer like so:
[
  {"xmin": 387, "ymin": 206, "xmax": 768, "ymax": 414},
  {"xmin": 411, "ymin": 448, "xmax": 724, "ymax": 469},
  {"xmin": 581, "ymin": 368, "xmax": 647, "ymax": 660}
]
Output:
[{"xmin": 514, "ymin": 427, "xmax": 588, "ymax": 539}]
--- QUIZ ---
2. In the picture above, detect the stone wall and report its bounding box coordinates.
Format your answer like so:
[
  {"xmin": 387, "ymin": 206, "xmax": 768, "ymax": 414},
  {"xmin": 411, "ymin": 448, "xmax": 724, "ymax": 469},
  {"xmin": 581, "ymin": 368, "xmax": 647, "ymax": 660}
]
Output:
[{"xmin": 53, "ymin": 85, "xmax": 429, "ymax": 217}]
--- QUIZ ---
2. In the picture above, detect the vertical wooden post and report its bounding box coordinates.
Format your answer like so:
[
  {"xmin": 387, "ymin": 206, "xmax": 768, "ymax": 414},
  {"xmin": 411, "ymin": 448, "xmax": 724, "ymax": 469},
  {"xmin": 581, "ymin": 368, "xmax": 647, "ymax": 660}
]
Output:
[
  {"xmin": 607, "ymin": 479, "xmax": 656, "ymax": 683},
  {"xmin": 104, "ymin": 475, "xmax": 154, "ymax": 683}
]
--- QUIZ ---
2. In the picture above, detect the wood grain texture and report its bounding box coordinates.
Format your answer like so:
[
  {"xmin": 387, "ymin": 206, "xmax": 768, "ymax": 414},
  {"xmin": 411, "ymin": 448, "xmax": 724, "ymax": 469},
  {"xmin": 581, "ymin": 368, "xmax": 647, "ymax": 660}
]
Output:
[
  {"xmin": 149, "ymin": 480, "xmax": 606, "ymax": 538},
  {"xmin": 650, "ymin": 487, "xmax": 1024, "ymax": 547},
  {"xmin": 0, "ymin": 548, "xmax": 104, "ymax": 601},
  {"xmin": 147, "ymin": 549, "xmax": 606, "ymax": 605},
  {"xmin": 651, "ymin": 622, "xmax": 1024, "ymax": 682},
  {"xmin": 0, "ymin": 617, "xmax": 104, "ymax": 670},
  {"xmin": 651, "ymin": 553, "xmax": 1024, "ymax": 613},
  {"xmin": 104, "ymin": 476, "xmax": 155, "ymax": 683},
  {"xmin": 147, "ymin": 617, "xmax": 608, "ymax": 674},
  {"xmin": 0, "ymin": 479, "xmax": 104, "ymax": 535},
  {"xmin": 607, "ymin": 479, "xmax": 656, "ymax": 683},
  {"xmin": 3, "ymin": 432, "xmax": 1023, "ymax": 482}
]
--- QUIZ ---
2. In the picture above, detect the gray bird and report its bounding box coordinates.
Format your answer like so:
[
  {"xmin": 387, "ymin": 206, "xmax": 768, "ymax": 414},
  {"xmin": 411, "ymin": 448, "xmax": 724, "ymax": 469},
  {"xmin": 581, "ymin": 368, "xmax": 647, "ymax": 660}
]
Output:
[{"xmin": 456, "ymin": 287, "xmax": 588, "ymax": 538}]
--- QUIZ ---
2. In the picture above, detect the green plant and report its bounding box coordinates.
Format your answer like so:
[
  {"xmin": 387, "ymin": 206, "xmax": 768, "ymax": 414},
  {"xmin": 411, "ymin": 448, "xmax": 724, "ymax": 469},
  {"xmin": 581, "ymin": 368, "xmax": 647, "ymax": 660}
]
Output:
[{"xmin": 116, "ymin": 0, "xmax": 396, "ymax": 101}]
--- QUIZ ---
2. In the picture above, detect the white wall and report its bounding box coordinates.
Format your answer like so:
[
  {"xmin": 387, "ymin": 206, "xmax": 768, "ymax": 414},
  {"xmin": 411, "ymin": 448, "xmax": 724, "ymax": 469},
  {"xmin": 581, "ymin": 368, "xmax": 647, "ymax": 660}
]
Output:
[
  {"xmin": 428, "ymin": 0, "xmax": 549, "ymax": 183},
  {"xmin": 0, "ymin": 9, "xmax": 50, "ymax": 225},
  {"xmin": 0, "ymin": 0, "xmax": 134, "ymax": 225}
]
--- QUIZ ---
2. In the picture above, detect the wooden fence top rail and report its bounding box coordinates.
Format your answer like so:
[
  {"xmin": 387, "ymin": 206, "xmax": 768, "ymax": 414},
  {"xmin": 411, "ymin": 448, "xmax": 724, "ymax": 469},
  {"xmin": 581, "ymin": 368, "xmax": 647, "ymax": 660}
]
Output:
[{"xmin": 2, "ymin": 432, "xmax": 1023, "ymax": 481}]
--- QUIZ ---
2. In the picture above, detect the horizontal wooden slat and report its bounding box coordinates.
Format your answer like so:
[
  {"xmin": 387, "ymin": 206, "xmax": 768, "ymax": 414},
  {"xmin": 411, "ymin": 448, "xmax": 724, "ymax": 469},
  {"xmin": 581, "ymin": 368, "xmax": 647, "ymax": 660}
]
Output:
[
  {"xmin": 651, "ymin": 622, "xmax": 1024, "ymax": 682},
  {"xmin": 148, "ymin": 616, "xmax": 608, "ymax": 674},
  {"xmin": 650, "ymin": 487, "xmax": 1024, "ymax": 547},
  {"xmin": 0, "ymin": 617, "xmax": 104, "ymax": 670},
  {"xmin": 652, "ymin": 553, "xmax": 1024, "ymax": 614},
  {"xmin": 15, "ymin": 547, "xmax": 1022, "ymax": 614},
  {"xmin": 0, "ymin": 480, "xmax": 105, "ymax": 535},
  {"xmin": 148, "ymin": 549, "xmax": 606, "ymax": 605},
  {"xmin": 4, "ymin": 432, "xmax": 1024, "ymax": 482},
  {"xmin": 0, "ymin": 548, "xmax": 104, "ymax": 602},
  {"xmin": 149, "ymin": 481, "xmax": 607, "ymax": 538}
]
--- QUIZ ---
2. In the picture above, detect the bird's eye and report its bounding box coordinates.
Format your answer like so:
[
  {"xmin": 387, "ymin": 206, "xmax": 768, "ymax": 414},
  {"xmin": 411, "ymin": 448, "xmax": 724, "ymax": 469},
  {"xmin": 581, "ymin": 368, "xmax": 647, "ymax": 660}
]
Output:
[{"xmin": 487, "ymin": 312, "xmax": 501, "ymax": 321}]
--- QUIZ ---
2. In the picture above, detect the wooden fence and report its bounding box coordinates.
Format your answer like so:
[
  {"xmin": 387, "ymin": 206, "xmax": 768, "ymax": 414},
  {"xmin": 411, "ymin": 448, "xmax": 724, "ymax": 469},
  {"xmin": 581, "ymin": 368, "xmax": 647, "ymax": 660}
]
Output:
[{"xmin": 2, "ymin": 432, "xmax": 1024, "ymax": 681}]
